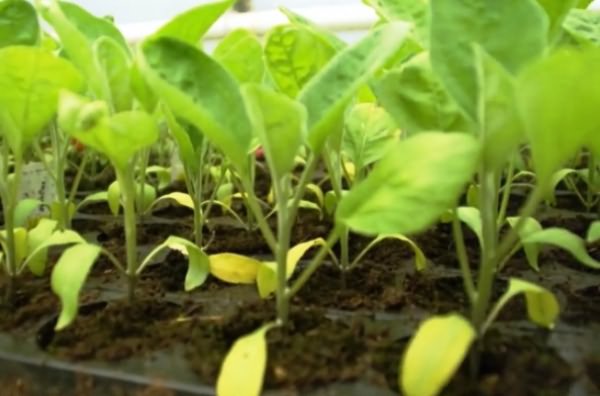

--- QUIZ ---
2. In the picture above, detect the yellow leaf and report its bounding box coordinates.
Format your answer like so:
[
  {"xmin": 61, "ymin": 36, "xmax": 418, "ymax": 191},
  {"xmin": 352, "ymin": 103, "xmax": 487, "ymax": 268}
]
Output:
[
  {"xmin": 150, "ymin": 192, "xmax": 195, "ymax": 211},
  {"xmin": 401, "ymin": 313, "xmax": 475, "ymax": 396},
  {"xmin": 217, "ymin": 323, "xmax": 274, "ymax": 396},
  {"xmin": 209, "ymin": 253, "xmax": 261, "ymax": 284}
]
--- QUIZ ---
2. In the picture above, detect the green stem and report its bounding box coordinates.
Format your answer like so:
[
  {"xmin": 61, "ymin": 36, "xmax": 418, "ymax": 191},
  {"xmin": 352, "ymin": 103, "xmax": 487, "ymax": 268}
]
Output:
[
  {"xmin": 116, "ymin": 168, "xmax": 138, "ymax": 303},
  {"xmin": 452, "ymin": 211, "xmax": 476, "ymax": 304},
  {"xmin": 193, "ymin": 174, "xmax": 204, "ymax": 247},
  {"xmin": 496, "ymin": 157, "xmax": 515, "ymax": 230},
  {"xmin": 588, "ymin": 154, "xmax": 596, "ymax": 212},
  {"xmin": 274, "ymin": 179, "xmax": 291, "ymax": 325},
  {"xmin": 239, "ymin": 178, "xmax": 277, "ymax": 253},
  {"xmin": 3, "ymin": 156, "xmax": 22, "ymax": 306},
  {"xmin": 68, "ymin": 151, "xmax": 89, "ymax": 203}
]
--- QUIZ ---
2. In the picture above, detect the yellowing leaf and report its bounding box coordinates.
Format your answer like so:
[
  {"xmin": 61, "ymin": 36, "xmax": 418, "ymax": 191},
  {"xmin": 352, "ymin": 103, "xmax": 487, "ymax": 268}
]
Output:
[
  {"xmin": 150, "ymin": 192, "xmax": 195, "ymax": 211},
  {"xmin": 217, "ymin": 323, "xmax": 274, "ymax": 396},
  {"xmin": 210, "ymin": 253, "xmax": 261, "ymax": 284},
  {"xmin": 401, "ymin": 314, "xmax": 475, "ymax": 396}
]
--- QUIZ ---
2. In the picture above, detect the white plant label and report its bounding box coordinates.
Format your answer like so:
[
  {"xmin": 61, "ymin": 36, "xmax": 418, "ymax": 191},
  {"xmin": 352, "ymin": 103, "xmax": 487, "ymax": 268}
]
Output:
[{"xmin": 19, "ymin": 162, "xmax": 56, "ymax": 215}]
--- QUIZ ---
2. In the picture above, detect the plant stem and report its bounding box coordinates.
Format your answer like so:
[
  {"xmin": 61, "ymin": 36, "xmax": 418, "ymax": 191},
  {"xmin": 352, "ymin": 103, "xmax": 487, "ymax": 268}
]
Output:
[
  {"xmin": 3, "ymin": 156, "xmax": 22, "ymax": 306},
  {"xmin": 452, "ymin": 211, "xmax": 476, "ymax": 304},
  {"xmin": 588, "ymin": 154, "xmax": 596, "ymax": 212},
  {"xmin": 274, "ymin": 179, "xmax": 291, "ymax": 325},
  {"xmin": 117, "ymin": 168, "xmax": 138, "ymax": 303},
  {"xmin": 496, "ymin": 157, "xmax": 515, "ymax": 229},
  {"xmin": 68, "ymin": 151, "xmax": 89, "ymax": 203}
]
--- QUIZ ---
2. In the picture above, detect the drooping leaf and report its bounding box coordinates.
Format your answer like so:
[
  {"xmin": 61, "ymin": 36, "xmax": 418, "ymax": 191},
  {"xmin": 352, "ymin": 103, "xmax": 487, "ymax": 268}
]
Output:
[
  {"xmin": 0, "ymin": 46, "xmax": 82, "ymax": 155},
  {"xmin": 587, "ymin": 221, "xmax": 600, "ymax": 243},
  {"xmin": 299, "ymin": 21, "xmax": 411, "ymax": 152},
  {"xmin": 51, "ymin": 243, "xmax": 101, "ymax": 330},
  {"xmin": 264, "ymin": 25, "xmax": 336, "ymax": 98},
  {"xmin": 94, "ymin": 36, "xmax": 133, "ymax": 112},
  {"xmin": 140, "ymin": 36, "xmax": 253, "ymax": 177},
  {"xmin": 209, "ymin": 253, "xmax": 261, "ymax": 284},
  {"xmin": 241, "ymin": 84, "xmax": 306, "ymax": 179},
  {"xmin": 342, "ymin": 103, "xmax": 400, "ymax": 172},
  {"xmin": 217, "ymin": 323, "xmax": 275, "ymax": 396},
  {"xmin": 456, "ymin": 206, "xmax": 482, "ymax": 247},
  {"xmin": 352, "ymin": 234, "xmax": 427, "ymax": 271},
  {"xmin": 430, "ymin": 0, "xmax": 548, "ymax": 119},
  {"xmin": 153, "ymin": 0, "xmax": 233, "ymax": 45},
  {"xmin": 14, "ymin": 198, "xmax": 41, "ymax": 228},
  {"xmin": 401, "ymin": 313, "xmax": 475, "ymax": 396},
  {"xmin": 76, "ymin": 191, "xmax": 107, "ymax": 211},
  {"xmin": 516, "ymin": 47, "xmax": 600, "ymax": 185},
  {"xmin": 374, "ymin": 53, "xmax": 470, "ymax": 136},
  {"xmin": 0, "ymin": 0, "xmax": 39, "ymax": 48},
  {"xmin": 214, "ymin": 29, "xmax": 265, "ymax": 84},
  {"xmin": 336, "ymin": 132, "xmax": 479, "ymax": 236},
  {"xmin": 150, "ymin": 192, "xmax": 195, "ymax": 212},
  {"xmin": 161, "ymin": 236, "xmax": 209, "ymax": 290},
  {"xmin": 25, "ymin": 218, "xmax": 57, "ymax": 275},
  {"xmin": 522, "ymin": 228, "xmax": 600, "ymax": 269},
  {"xmin": 506, "ymin": 216, "xmax": 543, "ymax": 271},
  {"xmin": 488, "ymin": 278, "xmax": 559, "ymax": 329},
  {"xmin": 24, "ymin": 229, "xmax": 85, "ymax": 273}
]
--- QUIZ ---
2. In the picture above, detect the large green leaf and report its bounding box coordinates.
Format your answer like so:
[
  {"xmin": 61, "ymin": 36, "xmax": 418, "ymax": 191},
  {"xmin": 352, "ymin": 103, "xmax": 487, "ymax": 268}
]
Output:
[
  {"xmin": 516, "ymin": 47, "xmax": 600, "ymax": 185},
  {"xmin": 563, "ymin": 9, "xmax": 600, "ymax": 47},
  {"xmin": 264, "ymin": 25, "xmax": 336, "ymax": 98},
  {"xmin": 35, "ymin": 0, "xmax": 111, "ymax": 102},
  {"xmin": 0, "ymin": 0, "xmax": 39, "ymax": 48},
  {"xmin": 363, "ymin": 0, "xmax": 429, "ymax": 44},
  {"xmin": 140, "ymin": 37, "xmax": 253, "ymax": 177},
  {"xmin": 214, "ymin": 29, "xmax": 264, "ymax": 84},
  {"xmin": 342, "ymin": 103, "xmax": 400, "ymax": 171},
  {"xmin": 522, "ymin": 228, "xmax": 600, "ymax": 269},
  {"xmin": 58, "ymin": 91, "xmax": 158, "ymax": 171},
  {"xmin": 94, "ymin": 36, "xmax": 133, "ymax": 112},
  {"xmin": 374, "ymin": 53, "xmax": 470, "ymax": 135},
  {"xmin": 279, "ymin": 6, "xmax": 346, "ymax": 51},
  {"xmin": 217, "ymin": 323, "xmax": 275, "ymax": 396},
  {"xmin": 430, "ymin": 0, "xmax": 548, "ymax": 120},
  {"xmin": 0, "ymin": 46, "xmax": 82, "ymax": 155},
  {"xmin": 51, "ymin": 243, "xmax": 101, "ymax": 330},
  {"xmin": 153, "ymin": 0, "xmax": 233, "ymax": 45},
  {"xmin": 401, "ymin": 313, "xmax": 475, "ymax": 396},
  {"xmin": 241, "ymin": 84, "xmax": 306, "ymax": 179},
  {"xmin": 336, "ymin": 132, "xmax": 479, "ymax": 236},
  {"xmin": 299, "ymin": 21, "xmax": 411, "ymax": 152}
]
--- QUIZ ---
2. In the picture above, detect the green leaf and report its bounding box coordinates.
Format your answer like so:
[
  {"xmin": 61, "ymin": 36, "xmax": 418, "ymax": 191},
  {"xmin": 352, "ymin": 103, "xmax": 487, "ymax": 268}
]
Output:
[
  {"xmin": 537, "ymin": 0, "xmax": 580, "ymax": 41},
  {"xmin": 160, "ymin": 103, "xmax": 199, "ymax": 174},
  {"xmin": 336, "ymin": 132, "xmax": 479, "ymax": 236},
  {"xmin": 0, "ymin": 0, "xmax": 39, "ymax": 48},
  {"xmin": 140, "ymin": 36, "xmax": 253, "ymax": 177},
  {"xmin": 299, "ymin": 22, "xmax": 411, "ymax": 152},
  {"xmin": 279, "ymin": 6, "xmax": 346, "ymax": 52},
  {"xmin": 506, "ymin": 217, "xmax": 543, "ymax": 271},
  {"xmin": 23, "ymin": 229, "xmax": 85, "ymax": 273},
  {"xmin": 516, "ymin": 47, "xmax": 600, "ymax": 185},
  {"xmin": 130, "ymin": 61, "xmax": 158, "ymax": 112},
  {"xmin": 401, "ymin": 313, "xmax": 475, "ymax": 396},
  {"xmin": 241, "ymin": 84, "xmax": 306, "ymax": 179},
  {"xmin": 352, "ymin": 234, "xmax": 427, "ymax": 271},
  {"xmin": 209, "ymin": 253, "xmax": 261, "ymax": 284},
  {"xmin": 456, "ymin": 206, "xmax": 482, "ymax": 247},
  {"xmin": 145, "ymin": 165, "xmax": 171, "ymax": 190},
  {"xmin": 342, "ymin": 103, "xmax": 400, "ymax": 172},
  {"xmin": 430, "ymin": 0, "xmax": 548, "ymax": 119},
  {"xmin": 0, "ymin": 46, "xmax": 82, "ymax": 154},
  {"xmin": 94, "ymin": 36, "xmax": 133, "ymax": 112},
  {"xmin": 474, "ymin": 46, "xmax": 525, "ymax": 170},
  {"xmin": 14, "ymin": 198, "xmax": 41, "ymax": 228},
  {"xmin": 563, "ymin": 8, "xmax": 600, "ymax": 47},
  {"xmin": 149, "ymin": 192, "xmax": 195, "ymax": 212},
  {"xmin": 153, "ymin": 0, "xmax": 233, "ymax": 45},
  {"xmin": 136, "ymin": 183, "xmax": 156, "ymax": 214},
  {"xmin": 26, "ymin": 218, "xmax": 57, "ymax": 275},
  {"xmin": 488, "ymin": 278, "xmax": 559, "ymax": 329},
  {"xmin": 107, "ymin": 181, "xmax": 120, "ymax": 216},
  {"xmin": 214, "ymin": 29, "xmax": 265, "ymax": 84},
  {"xmin": 161, "ymin": 236, "xmax": 209, "ymax": 290},
  {"xmin": 217, "ymin": 323, "xmax": 275, "ymax": 396},
  {"xmin": 264, "ymin": 25, "xmax": 336, "ymax": 98},
  {"xmin": 76, "ymin": 191, "xmax": 108, "ymax": 211},
  {"xmin": 58, "ymin": 91, "xmax": 159, "ymax": 171},
  {"xmin": 523, "ymin": 228, "xmax": 600, "ymax": 269},
  {"xmin": 587, "ymin": 221, "xmax": 600, "ymax": 243},
  {"xmin": 51, "ymin": 243, "xmax": 101, "ymax": 330},
  {"xmin": 35, "ymin": 0, "xmax": 115, "ymax": 102},
  {"xmin": 363, "ymin": 0, "xmax": 429, "ymax": 44},
  {"xmin": 374, "ymin": 53, "xmax": 470, "ymax": 135}
]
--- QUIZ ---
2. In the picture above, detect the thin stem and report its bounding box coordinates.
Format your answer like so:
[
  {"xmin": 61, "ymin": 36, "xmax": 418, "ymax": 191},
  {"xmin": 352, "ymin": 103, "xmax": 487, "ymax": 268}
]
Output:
[
  {"xmin": 452, "ymin": 211, "xmax": 476, "ymax": 304},
  {"xmin": 3, "ymin": 156, "xmax": 22, "ymax": 306},
  {"xmin": 116, "ymin": 168, "xmax": 138, "ymax": 303},
  {"xmin": 274, "ymin": 178, "xmax": 291, "ymax": 325},
  {"xmin": 68, "ymin": 151, "xmax": 89, "ymax": 203},
  {"xmin": 496, "ymin": 157, "xmax": 515, "ymax": 229},
  {"xmin": 286, "ymin": 228, "xmax": 342, "ymax": 299},
  {"xmin": 588, "ymin": 154, "xmax": 596, "ymax": 212},
  {"xmin": 239, "ymin": 178, "xmax": 277, "ymax": 253}
]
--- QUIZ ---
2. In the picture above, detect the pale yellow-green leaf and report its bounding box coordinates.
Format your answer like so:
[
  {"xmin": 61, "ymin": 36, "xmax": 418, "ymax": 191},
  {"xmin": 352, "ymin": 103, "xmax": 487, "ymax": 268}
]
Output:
[
  {"xmin": 401, "ymin": 313, "xmax": 475, "ymax": 396},
  {"xmin": 150, "ymin": 192, "xmax": 195, "ymax": 212},
  {"xmin": 209, "ymin": 253, "xmax": 261, "ymax": 284}
]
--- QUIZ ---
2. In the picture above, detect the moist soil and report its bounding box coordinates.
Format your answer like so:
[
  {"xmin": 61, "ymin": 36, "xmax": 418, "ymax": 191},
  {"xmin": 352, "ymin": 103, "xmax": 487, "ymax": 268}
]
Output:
[{"xmin": 0, "ymin": 195, "xmax": 599, "ymax": 395}]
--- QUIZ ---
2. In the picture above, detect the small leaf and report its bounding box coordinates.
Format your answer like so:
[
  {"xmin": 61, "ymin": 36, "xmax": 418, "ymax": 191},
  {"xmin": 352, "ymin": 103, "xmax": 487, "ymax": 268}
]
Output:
[
  {"xmin": 214, "ymin": 29, "xmax": 265, "ymax": 84},
  {"xmin": 153, "ymin": 0, "xmax": 233, "ymax": 45},
  {"xmin": 76, "ymin": 191, "xmax": 108, "ymax": 211},
  {"xmin": 163, "ymin": 236, "xmax": 209, "ymax": 291},
  {"xmin": 336, "ymin": 132, "xmax": 479, "ymax": 236},
  {"xmin": 489, "ymin": 278, "xmax": 559, "ymax": 329},
  {"xmin": 150, "ymin": 192, "xmax": 195, "ymax": 212},
  {"xmin": 506, "ymin": 216, "xmax": 543, "ymax": 271},
  {"xmin": 0, "ymin": 0, "xmax": 39, "ymax": 48},
  {"xmin": 145, "ymin": 165, "xmax": 172, "ymax": 190},
  {"xmin": 523, "ymin": 228, "xmax": 600, "ymax": 269},
  {"xmin": 14, "ymin": 198, "xmax": 41, "ymax": 228},
  {"xmin": 94, "ymin": 36, "xmax": 133, "ymax": 112},
  {"xmin": 107, "ymin": 181, "xmax": 121, "ymax": 216},
  {"xmin": 209, "ymin": 253, "xmax": 261, "ymax": 284},
  {"xmin": 586, "ymin": 221, "xmax": 600, "ymax": 243},
  {"xmin": 26, "ymin": 218, "xmax": 58, "ymax": 275},
  {"xmin": 401, "ymin": 313, "xmax": 475, "ymax": 396},
  {"xmin": 51, "ymin": 243, "xmax": 101, "ymax": 330},
  {"xmin": 23, "ymin": 229, "xmax": 86, "ymax": 273},
  {"xmin": 299, "ymin": 22, "xmax": 411, "ymax": 152},
  {"xmin": 353, "ymin": 234, "xmax": 427, "ymax": 271},
  {"xmin": 456, "ymin": 206, "xmax": 483, "ymax": 247},
  {"xmin": 136, "ymin": 183, "xmax": 157, "ymax": 214},
  {"xmin": 217, "ymin": 323, "xmax": 274, "ymax": 396}
]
